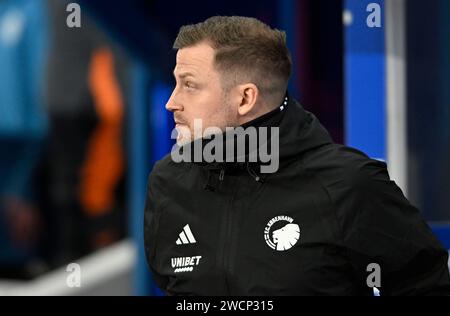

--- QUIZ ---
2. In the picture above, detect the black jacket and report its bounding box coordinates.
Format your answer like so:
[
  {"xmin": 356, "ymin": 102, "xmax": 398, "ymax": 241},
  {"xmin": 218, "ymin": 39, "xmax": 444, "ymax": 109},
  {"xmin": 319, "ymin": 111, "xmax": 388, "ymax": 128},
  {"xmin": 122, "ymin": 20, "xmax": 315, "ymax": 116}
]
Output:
[{"xmin": 144, "ymin": 96, "xmax": 450, "ymax": 295}]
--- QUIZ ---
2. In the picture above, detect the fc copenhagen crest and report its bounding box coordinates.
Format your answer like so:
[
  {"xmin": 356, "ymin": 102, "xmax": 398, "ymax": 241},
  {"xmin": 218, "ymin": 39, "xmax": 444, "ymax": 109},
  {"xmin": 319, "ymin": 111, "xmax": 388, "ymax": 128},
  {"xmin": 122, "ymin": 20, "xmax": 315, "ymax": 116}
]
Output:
[{"xmin": 264, "ymin": 215, "xmax": 300, "ymax": 251}]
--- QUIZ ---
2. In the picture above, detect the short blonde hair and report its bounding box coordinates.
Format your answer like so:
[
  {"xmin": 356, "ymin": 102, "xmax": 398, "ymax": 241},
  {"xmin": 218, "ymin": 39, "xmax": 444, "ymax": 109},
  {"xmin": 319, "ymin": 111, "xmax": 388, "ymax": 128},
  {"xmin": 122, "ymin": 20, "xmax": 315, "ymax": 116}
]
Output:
[{"xmin": 174, "ymin": 16, "xmax": 292, "ymax": 97}]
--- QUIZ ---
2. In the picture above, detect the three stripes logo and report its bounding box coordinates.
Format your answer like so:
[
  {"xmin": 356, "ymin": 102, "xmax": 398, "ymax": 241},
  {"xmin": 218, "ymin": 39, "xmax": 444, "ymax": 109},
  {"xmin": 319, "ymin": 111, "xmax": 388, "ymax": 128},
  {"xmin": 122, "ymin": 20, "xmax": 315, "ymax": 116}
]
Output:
[{"xmin": 176, "ymin": 224, "xmax": 197, "ymax": 245}]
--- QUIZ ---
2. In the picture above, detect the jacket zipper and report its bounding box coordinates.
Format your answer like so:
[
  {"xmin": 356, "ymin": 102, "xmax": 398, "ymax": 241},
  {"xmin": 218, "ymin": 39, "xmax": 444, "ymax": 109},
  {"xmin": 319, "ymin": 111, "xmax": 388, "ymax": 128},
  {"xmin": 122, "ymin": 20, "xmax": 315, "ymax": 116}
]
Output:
[
  {"xmin": 219, "ymin": 166, "xmax": 261, "ymax": 294},
  {"xmin": 218, "ymin": 168, "xmax": 235, "ymax": 294}
]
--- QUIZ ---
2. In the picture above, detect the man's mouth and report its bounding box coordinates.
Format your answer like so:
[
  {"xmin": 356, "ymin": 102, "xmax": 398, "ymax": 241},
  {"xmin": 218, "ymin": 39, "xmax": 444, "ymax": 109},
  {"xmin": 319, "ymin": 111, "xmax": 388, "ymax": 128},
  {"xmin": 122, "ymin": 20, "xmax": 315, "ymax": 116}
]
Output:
[{"xmin": 174, "ymin": 118, "xmax": 186, "ymax": 125}]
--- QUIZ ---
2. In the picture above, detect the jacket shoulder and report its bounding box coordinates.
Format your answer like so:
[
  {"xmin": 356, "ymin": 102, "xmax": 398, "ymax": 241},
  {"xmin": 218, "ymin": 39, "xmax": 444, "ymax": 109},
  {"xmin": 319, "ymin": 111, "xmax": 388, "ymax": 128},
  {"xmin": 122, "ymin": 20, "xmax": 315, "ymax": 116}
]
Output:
[
  {"xmin": 147, "ymin": 153, "xmax": 190, "ymax": 197},
  {"xmin": 151, "ymin": 153, "xmax": 190, "ymax": 178},
  {"xmin": 301, "ymin": 143, "xmax": 391, "ymax": 190}
]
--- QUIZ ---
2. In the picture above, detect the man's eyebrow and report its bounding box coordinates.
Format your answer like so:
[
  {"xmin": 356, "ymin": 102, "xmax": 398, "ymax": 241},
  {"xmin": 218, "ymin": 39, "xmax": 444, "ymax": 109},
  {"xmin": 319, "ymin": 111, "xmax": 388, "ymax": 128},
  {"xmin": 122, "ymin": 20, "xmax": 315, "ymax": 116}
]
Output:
[{"xmin": 173, "ymin": 71, "xmax": 197, "ymax": 79}]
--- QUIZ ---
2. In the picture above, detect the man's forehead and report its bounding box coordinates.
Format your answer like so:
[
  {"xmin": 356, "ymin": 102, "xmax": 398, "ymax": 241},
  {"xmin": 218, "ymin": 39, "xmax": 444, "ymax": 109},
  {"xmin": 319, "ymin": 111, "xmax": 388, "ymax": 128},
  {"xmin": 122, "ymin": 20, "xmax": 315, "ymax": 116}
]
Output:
[
  {"xmin": 173, "ymin": 62, "xmax": 200, "ymax": 77},
  {"xmin": 175, "ymin": 43, "xmax": 215, "ymax": 74}
]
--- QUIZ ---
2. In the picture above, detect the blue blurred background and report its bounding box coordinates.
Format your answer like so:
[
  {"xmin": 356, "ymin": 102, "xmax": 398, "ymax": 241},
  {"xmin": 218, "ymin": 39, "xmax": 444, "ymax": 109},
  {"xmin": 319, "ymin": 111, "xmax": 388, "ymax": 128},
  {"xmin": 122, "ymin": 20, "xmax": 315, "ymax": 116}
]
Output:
[{"xmin": 0, "ymin": 0, "xmax": 448, "ymax": 295}]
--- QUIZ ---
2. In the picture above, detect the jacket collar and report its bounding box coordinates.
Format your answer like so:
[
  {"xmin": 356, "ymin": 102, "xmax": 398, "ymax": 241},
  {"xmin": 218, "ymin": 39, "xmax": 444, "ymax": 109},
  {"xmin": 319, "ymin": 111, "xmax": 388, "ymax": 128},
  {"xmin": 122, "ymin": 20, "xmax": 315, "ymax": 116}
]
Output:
[{"xmin": 174, "ymin": 91, "xmax": 333, "ymax": 175}]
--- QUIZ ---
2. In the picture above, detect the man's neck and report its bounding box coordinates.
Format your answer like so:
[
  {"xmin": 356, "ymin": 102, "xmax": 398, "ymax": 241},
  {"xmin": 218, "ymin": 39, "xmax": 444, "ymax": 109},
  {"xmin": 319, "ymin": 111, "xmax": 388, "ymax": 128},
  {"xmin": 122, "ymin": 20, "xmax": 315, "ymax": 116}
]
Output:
[
  {"xmin": 239, "ymin": 94, "xmax": 289, "ymax": 129},
  {"xmin": 238, "ymin": 93, "xmax": 288, "ymax": 126}
]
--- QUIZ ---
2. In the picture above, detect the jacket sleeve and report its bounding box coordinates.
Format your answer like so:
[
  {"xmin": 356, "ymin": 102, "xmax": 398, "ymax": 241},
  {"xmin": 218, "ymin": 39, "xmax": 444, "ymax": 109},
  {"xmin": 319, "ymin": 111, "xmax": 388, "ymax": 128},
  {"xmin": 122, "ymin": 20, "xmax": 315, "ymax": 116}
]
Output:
[
  {"xmin": 335, "ymin": 159, "xmax": 450, "ymax": 296},
  {"xmin": 143, "ymin": 162, "xmax": 169, "ymax": 293}
]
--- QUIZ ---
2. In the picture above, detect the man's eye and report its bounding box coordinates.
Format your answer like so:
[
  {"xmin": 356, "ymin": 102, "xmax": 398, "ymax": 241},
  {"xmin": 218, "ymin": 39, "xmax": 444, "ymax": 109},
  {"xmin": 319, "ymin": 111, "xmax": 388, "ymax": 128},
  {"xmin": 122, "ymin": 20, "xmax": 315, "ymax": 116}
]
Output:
[{"xmin": 185, "ymin": 82, "xmax": 195, "ymax": 89}]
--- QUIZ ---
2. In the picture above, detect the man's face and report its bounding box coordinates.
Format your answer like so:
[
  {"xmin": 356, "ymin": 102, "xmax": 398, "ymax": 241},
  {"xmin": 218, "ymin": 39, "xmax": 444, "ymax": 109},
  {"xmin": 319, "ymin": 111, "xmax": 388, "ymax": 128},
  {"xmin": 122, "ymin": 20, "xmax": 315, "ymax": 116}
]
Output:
[{"xmin": 166, "ymin": 42, "xmax": 238, "ymax": 145}]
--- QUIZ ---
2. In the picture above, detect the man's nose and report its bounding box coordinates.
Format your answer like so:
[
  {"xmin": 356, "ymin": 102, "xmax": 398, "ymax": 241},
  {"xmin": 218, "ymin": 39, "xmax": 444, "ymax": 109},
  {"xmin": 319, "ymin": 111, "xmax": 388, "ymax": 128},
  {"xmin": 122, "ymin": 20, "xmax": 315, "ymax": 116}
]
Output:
[{"xmin": 165, "ymin": 91, "xmax": 183, "ymax": 112}]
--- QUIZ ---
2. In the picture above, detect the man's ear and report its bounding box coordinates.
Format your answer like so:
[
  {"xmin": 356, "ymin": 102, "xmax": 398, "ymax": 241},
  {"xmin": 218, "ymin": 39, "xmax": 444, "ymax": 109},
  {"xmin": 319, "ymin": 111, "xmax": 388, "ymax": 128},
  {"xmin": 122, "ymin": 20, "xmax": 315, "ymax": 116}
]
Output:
[{"xmin": 237, "ymin": 83, "xmax": 259, "ymax": 116}]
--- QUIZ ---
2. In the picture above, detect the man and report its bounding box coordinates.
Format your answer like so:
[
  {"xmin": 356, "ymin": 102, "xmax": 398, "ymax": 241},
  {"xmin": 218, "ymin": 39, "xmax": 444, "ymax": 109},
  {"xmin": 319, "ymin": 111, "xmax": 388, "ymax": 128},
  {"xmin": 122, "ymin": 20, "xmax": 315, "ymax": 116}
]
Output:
[{"xmin": 144, "ymin": 16, "xmax": 450, "ymax": 295}]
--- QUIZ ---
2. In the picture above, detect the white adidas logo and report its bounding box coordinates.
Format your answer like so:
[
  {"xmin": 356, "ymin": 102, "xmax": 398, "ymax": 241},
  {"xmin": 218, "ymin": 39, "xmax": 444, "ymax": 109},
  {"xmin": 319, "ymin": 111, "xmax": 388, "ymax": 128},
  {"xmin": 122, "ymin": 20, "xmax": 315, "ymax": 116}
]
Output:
[{"xmin": 176, "ymin": 224, "xmax": 197, "ymax": 245}]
